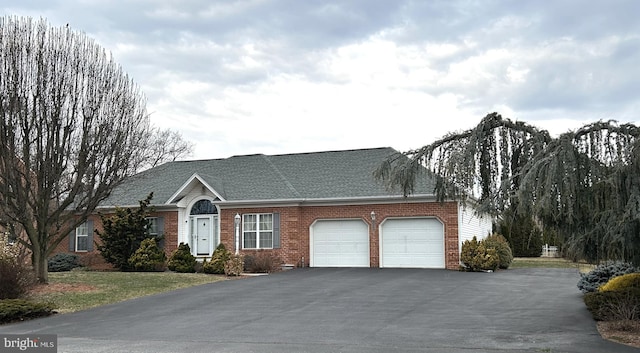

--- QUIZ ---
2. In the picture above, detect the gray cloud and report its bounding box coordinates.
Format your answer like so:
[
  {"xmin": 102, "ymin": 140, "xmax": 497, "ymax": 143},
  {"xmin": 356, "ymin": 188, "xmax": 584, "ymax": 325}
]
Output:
[{"xmin": 2, "ymin": 0, "xmax": 639, "ymax": 158}]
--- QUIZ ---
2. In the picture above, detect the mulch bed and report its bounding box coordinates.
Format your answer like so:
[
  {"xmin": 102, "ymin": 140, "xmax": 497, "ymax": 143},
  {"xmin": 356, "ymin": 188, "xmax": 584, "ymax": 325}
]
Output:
[{"xmin": 597, "ymin": 320, "xmax": 640, "ymax": 348}]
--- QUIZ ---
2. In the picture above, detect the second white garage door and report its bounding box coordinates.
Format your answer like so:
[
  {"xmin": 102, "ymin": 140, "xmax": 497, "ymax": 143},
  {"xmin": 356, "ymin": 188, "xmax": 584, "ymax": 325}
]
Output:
[
  {"xmin": 380, "ymin": 218, "xmax": 445, "ymax": 268},
  {"xmin": 311, "ymin": 219, "xmax": 370, "ymax": 267}
]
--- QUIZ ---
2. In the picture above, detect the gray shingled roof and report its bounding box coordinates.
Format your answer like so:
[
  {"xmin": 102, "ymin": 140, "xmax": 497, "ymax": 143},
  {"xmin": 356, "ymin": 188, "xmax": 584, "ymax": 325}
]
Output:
[{"xmin": 101, "ymin": 147, "xmax": 437, "ymax": 207}]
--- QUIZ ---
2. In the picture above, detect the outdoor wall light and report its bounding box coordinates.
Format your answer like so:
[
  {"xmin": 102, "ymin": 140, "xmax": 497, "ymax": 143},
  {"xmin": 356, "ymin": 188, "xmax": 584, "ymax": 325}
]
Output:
[
  {"xmin": 234, "ymin": 213, "xmax": 241, "ymax": 255},
  {"xmin": 370, "ymin": 211, "xmax": 376, "ymax": 230}
]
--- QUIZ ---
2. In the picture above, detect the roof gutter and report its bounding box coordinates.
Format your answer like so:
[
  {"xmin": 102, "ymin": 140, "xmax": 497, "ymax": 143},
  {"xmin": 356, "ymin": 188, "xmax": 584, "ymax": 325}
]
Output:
[
  {"xmin": 95, "ymin": 194, "xmax": 441, "ymax": 211},
  {"xmin": 218, "ymin": 194, "xmax": 438, "ymax": 208}
]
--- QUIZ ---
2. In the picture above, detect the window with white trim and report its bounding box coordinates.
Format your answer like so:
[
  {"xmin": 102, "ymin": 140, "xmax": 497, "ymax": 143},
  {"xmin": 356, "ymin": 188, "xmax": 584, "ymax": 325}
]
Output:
[
  {"xmin": 75, "ymin": 222, "xmax": 89, "ymax": 252},
  {"xmin": 243, "ymin": 214, "xmax": 273, "ymax": 249},
  {"xmin": 147, "ymin": 217, "xmax": 158, "ymax": 236}
]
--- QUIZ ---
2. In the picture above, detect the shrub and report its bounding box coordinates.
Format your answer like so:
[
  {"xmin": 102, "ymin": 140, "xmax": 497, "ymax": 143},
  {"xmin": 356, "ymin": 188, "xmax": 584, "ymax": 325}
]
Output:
[
  {"xmin": 0, "ymin": 256, "xmax": 35, "ymax": 300},
  {"xmin": 600, "ymin": 273, "xmax": 640, "ymax": 292},
  {"xmin": 460, "ymin": 236, "xmax": 499, "ymax": 272},
  {"xmin": 243, "ymin": 252, "xmax": 282, "ymax": 273},
  {"xmin": 577, "ymin": 262, "xmax": 638, "ymax": 293},
  {"xmin": 47, "ymin": 253, "xmax": 82, "ymax": 272},
  {"xmin": 225, "ymin": 254, "xmax": 244, "ymax": 276},
  {"xmin": 128, "ymin": 238, "xmax": 166, "ymax": 272},
  {"xmin": 584, "ymin": 288, "xmax": 640, "ymax": 321},
  {"xmin": 167, "ymin": 243, "xmax": 197, "ymax": 273},
  {"xmin": 203, "ymin": 243, "xmax": 231, "ymax": 274},
  {"xmin": 0, "ymin": 299, "xmax": 56, "ymax": 324},
  {"xmin": 483, "ymin": 233, "xmax": 513, "ymax": 269},
  {"xmin": 96, "ymin": 193, "xmax": 159, "ymax": 271}
]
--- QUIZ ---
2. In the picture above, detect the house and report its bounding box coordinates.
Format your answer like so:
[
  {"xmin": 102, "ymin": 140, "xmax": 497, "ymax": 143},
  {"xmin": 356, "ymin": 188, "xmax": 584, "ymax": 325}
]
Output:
[{"xmin": 57, "ymin": 147, "xmax": 492, "ymax": 270}]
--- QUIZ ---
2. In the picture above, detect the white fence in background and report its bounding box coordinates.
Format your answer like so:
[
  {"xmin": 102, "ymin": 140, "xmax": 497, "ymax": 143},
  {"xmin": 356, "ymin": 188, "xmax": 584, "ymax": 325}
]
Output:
[{"xmin": 541, "ymin": 244, "xmax": 559, "ymax": 257}]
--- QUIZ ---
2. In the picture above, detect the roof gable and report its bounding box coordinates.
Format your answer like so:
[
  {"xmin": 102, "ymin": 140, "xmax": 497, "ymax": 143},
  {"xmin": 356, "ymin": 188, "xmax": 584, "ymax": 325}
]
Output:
[{"xmin": 166, "ymin": 173, "xmax": 226, "ymax": 205}]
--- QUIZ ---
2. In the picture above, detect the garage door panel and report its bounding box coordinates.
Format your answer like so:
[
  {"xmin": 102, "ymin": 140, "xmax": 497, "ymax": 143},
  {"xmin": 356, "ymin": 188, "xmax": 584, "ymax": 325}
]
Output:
[
  {"xmin": 314, "ymin": 242, "xmax": 367, "ymax": 253},
  {"xmin": 312, "ymin": 220, "xmax": 369, "ymax": 267},
  {"xmin": 381, "ymin": 218, "xmax": 444, "ymax": 268}
]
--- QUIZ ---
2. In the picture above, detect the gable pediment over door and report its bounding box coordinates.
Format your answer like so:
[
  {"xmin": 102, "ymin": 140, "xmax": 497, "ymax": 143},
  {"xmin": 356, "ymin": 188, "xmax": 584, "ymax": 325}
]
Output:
[{"xmin": 167, "ymin": 173, "xmax": 225, "ymax": 207}]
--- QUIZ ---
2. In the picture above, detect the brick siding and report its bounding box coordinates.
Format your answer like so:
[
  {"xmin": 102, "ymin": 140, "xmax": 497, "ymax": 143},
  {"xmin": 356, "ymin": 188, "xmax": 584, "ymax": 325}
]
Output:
[
  {"xmin": 221, "ymin": 201, "xmax": 460, "ymax": 270},
  {"xmin": 56, "ymin": 201, "xmax": 461, "ymax": 270}
]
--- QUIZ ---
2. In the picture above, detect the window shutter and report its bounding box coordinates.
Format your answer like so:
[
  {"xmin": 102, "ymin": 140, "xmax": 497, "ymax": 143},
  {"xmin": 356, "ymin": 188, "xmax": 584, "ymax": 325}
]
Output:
[
  {"xmin": 273, "ymin": 212, "xmax": 280, "ymax": 249},
  {"xmin": 156, "ymin": 217, "xmax": 165, "ymax": 249},
  {"xmin": 87, "ymin": 220, "xmax": 94, "ymax": 251},
  {"xmin": 68, "ymin": 229, "xmax": 75, "ymax": 251},
  {"xmin": 238, "ymin": 215, "xmax": 243, "ymax": 250}
]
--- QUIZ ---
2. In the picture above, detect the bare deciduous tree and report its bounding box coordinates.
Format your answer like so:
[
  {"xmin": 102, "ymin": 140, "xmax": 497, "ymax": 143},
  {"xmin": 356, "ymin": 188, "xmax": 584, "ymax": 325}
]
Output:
[
  {"xmin": 144, "ymin": 128, "xmax": 194, "ymax": 169},
  {"xmin": 0, "ymin": 16, "xmax": 191, "ymax": 282}
]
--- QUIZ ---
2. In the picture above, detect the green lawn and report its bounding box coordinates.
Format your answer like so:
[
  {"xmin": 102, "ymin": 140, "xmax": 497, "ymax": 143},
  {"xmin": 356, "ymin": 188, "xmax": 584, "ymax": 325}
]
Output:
[
  {"xmin": 28, "ymin": 271, "xmax": 226, "ymax": 313},
  {"xmin": 511, "ymin": 257, "xmax": 594, "ymax": 272}
]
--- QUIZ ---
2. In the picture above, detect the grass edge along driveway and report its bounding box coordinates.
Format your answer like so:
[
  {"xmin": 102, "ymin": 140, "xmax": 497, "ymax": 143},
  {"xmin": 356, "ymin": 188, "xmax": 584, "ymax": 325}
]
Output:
[{"xmin": 27, "ymin": 271, "xmax": 226, "ymax": 313}]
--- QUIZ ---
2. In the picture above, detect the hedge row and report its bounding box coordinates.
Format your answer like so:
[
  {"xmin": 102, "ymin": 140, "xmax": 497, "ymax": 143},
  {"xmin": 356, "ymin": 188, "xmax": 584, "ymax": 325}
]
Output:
[{"xmin": 0, "ymin": 299, "xmax": 56, "ymax": 324}]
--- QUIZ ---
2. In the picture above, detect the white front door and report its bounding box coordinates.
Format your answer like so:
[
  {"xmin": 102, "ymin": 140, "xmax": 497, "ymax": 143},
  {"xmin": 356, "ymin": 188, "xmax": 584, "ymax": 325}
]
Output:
[{"xmin": 191, "ymin": 215, "xmax": 214, "ymax": 255}]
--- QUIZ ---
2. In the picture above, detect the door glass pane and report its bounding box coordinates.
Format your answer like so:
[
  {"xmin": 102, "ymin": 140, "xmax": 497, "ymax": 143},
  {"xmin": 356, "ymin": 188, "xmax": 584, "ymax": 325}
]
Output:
[{"xmin": 213, "ymin": 215, "xmax": 219, "ymax": 246}]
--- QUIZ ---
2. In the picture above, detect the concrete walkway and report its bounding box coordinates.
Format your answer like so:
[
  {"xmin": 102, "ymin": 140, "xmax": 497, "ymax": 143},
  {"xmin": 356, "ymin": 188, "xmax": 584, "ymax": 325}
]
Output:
[{"xmin": 1, "ymin": 268, "xmax": 638, "ymax": 353}]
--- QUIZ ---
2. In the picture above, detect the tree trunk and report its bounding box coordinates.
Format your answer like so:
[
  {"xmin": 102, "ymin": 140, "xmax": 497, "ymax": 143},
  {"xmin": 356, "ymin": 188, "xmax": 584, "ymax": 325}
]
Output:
[{"xmin": 32, "ymin": 247, "xmax": 48, "ymax": 284}]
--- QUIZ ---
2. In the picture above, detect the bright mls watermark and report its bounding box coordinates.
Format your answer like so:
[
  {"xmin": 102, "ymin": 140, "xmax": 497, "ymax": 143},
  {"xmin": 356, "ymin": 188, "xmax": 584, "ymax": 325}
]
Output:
[{"xmin": 1, "ymin": 334, "xmax": 56, "ymax": 352}]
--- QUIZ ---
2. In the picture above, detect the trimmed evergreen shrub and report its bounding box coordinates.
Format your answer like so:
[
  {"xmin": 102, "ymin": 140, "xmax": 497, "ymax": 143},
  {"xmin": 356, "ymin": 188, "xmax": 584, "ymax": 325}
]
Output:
[
  {"xmin": 96, "ymin": 193, "xmax": 158, "ymax": 271},
  {"xmin": 128, "ymin": 238, "xmax": 166, "ymax": 272},
  {"xmin": 600, "ymin": 273, "xmax": 640, "ymax": 292},
  {"xmin": 577, "ymin": 262, "xmax": 638, "ymax": 293},
  {"xmin": 584, "ymin": 288, "xmax": 640, "ymax": 321},
  {"xmin": 0, "ymin": 299, "xmax": 56, "ymax": 324},
  {"xmin": 203, "ymin": 243, "xmax": 230, "ymax": 274},
  {"xmin": 167, "ymin": 243, "xmax": 197, "ymax": 273},
  {"xmin": 48, "ymin": 253, "xmax": 83, "ymax": 272},
  {"xmin": 225, "ymin": 254, "xmax": 244, "ymax": 276},
  {"xmin": 483, "ymin": 233, "xmax": 513, "ymax": 269},
  {"xmin": 460, "ymin": 236, "xmax": 499, "ymax": 272}
]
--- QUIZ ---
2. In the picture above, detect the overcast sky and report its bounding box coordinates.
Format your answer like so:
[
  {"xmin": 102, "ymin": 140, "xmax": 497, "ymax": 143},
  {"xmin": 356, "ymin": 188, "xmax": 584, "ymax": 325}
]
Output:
[{"xmin": 3, "ymin": 1, "xmax": 640, "ymax": 160}]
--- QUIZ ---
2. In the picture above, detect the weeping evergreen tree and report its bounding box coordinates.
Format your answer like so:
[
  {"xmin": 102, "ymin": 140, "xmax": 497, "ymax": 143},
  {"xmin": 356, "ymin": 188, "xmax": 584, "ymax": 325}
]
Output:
[{"xmin": 375, "ymin": 113, "xmax": 640, "ymax": 265}]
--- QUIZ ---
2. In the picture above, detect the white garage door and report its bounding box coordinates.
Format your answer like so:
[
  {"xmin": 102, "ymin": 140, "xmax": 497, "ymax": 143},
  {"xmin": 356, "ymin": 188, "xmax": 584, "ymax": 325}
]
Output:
[
  {"xmin": 380, "ymin": 218, "xmax": 445, "ymax": 268},
  {"xmin": 311, "ymin": 219, "xmax": 370, "ymax": 267}
]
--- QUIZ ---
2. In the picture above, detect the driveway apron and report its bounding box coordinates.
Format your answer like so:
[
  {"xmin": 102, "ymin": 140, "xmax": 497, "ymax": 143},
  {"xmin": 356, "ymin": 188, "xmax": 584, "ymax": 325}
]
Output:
[{"xmin": 1, "ymin": 268, "xmax": 638, "ymax": 353}]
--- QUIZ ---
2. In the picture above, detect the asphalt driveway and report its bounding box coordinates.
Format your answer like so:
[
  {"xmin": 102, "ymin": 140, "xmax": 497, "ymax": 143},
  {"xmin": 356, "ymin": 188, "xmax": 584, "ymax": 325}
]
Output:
[{"xmin": 1, "ymin": 268, "xmax": 638, "ymax": 353}]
